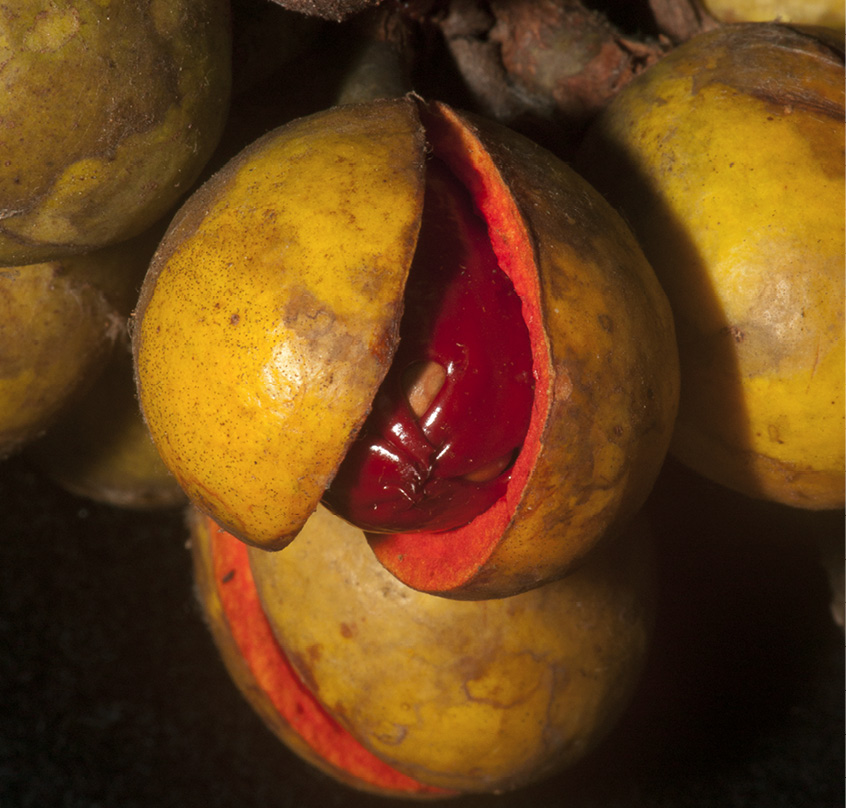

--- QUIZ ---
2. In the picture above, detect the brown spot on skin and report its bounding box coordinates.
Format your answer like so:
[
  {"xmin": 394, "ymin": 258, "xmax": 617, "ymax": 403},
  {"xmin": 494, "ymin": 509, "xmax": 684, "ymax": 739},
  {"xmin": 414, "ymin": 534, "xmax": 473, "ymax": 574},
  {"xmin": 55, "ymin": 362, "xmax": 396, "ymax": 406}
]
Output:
[
  {"xmin": 461, "ymin": 650, "xmax": 551, "ymax": 709},
  {"xmin": 339, "ymin": 622, "xmax": 356, "ymax": 638},
  {"xmin": 598, "ymin": 313, "xmax": 614, "ymax": 333},
  {"xmin": 229, "ymin": 313, "xmax": 239, "ymax": 325},
  {"xmin": 306, "ymin": 643, "xmax": 323, "ymax": 663},
  {"xmin": 374, "ymin": 724, "xmax": 408, "ymax": 746},
  {"xmin": 721, "ymin": 324, "xmax": 745, "ymax": 343},
  {"xmin": 280, "ymin": 285, "xmax": 378, "ymax": 376},
  {"xmin": 282, "ymin": 288, "xmax": 336, "ymax": 339},
  {"xmin": 554, "ymin": 367, "xmax": 573, "ymax": 402},
  {"xmin": 370, "ymin": 320, "xmax": 402, "ymax": 368},
  {"xmin": 747, "ymin": 88, "xmax": 842, "ymax": 121},
  {"xmin": 221, "ymin": 569, "xmax": 235, "ymax": 583},
  {"xmin": 287, "ymin": 651, "xmax": 320, "ymax": 696}
]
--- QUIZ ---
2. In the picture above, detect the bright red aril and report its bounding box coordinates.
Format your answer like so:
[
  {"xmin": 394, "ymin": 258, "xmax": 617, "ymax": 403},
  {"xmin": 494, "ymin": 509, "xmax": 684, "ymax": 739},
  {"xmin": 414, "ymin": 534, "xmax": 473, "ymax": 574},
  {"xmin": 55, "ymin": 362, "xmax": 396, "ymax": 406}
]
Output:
[{"xmin": 323, "ymin": 158, "xmax": 535, "ymax": 533}]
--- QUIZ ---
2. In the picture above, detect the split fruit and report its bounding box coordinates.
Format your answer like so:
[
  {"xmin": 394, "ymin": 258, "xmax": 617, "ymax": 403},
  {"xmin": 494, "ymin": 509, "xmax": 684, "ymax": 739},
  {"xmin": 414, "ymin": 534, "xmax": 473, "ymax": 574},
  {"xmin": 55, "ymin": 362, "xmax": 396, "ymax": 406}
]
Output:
[
  {"xmin": 576, "ymin": 23, "xmax": 845, "ymax": 509},
  {"xmin": 134, "ymin": 97, "xmax": 679, "ymax": 598},
  {"xmin": 190, "ymin": 502, "xmax": 656, "ymax": 795},
  {"xmin": 0, "ymin": 0, "xmax": 231, "ymax": 266}
]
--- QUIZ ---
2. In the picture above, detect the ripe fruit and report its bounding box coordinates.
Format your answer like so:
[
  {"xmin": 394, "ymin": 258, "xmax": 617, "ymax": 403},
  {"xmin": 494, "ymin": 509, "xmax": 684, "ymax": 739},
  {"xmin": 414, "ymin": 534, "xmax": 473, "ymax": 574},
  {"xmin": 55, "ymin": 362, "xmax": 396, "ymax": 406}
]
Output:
[
  {"xmin": 0, "ymin": 232, "xmax": 153, "ymax": 459},
  {"xmin": 134, "ymin": 97, "xmax": 679, "ymax": 598},
  {"xmin": 576, "ymin": 23, "xmax": 845, "ymax": 509},
  {"xmin": 702, "ymin": 0, "xmax": 844, "ymax": 29},
  {"xmin": 0, "ymin": 0, "xmax": 231, "ymax": 266},
  {"xmin": 27, "ymin": 348, "xmax": 185, "ymax": 510},
  {"xmin": 191, "ymin": 503, "xmax": 656, "ymax": 795}
]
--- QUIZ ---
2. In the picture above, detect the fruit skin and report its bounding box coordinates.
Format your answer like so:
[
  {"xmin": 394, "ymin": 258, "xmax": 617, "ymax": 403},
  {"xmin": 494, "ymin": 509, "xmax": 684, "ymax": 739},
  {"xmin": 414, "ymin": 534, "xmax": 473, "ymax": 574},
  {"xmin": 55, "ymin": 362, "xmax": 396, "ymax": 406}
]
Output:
[
  {"xmin": 370, "ymin": 102, "xmax": 679, "ymax": 598},
  {"xmin": 134, "ymin": 100, "xmax": 426, "ymax": 547},
  {"xmin": 27, "ymin": 347, "xmax": 185, "ymax": 511},
  {"xmin": 193, "ymin": 503, "xmax": 655, "ymax": 795},
  {"xmin": 0, "ymin": 0, "xmax": 231, "ymax": 266},
  {"xmin": 135, "ymin": 97, "xmax": 678, "ymax": 598},
  {"xmin": 576, "ymin": 23, "xmax": 845, "ymax": 509},
  {"xmin": 703, "ymin": 0, "xmax": 845, "ymax": 30},
  {"xmin": 190, "ymin": 506, "xmax": 452, "ymax": 799},
  {"xmin": 0, "ymin": 233, "xmax": 152, "ymax": 459}
]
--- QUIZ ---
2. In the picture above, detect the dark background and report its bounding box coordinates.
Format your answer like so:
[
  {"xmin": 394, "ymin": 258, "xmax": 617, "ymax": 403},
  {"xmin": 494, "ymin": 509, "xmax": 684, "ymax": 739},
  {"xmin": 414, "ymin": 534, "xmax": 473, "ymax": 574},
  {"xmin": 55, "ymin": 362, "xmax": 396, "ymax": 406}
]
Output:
[{"xmin": 1, "ymin": 454, "xmax": 843, "ymax": 808}]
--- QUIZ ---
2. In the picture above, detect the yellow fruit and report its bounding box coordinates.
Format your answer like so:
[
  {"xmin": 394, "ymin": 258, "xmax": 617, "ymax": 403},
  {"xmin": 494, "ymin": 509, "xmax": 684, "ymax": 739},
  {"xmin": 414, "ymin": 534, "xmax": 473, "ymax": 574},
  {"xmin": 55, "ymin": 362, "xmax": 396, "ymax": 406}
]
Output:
[
  {"xmin": 703, "ymin": 0, "xmax": 844, "ymax": 29},
  {"xmin": 0, "ymin": 0, "xmax": 231, "ymax": 265},
  {"xmin": 0, "ymin": 232, "xmax": 153, "ymax": 459},
  {"xmin": 576, "ymin": 23, "xmax": 845, "ymax": 509},
  {"xmin": 135, "ymin": 99, "xmax": 425, "ymax": 547},
  {"xmin": 134, "ymin": 98, "xmax": 678, "ymax": 598},
  {"xmin": 191, "ymin": 504, "xmax": 655, "ymax": 794},
  {"xmin": 27, "ymin": 347, "xmax": 185, "ymax": 510}
]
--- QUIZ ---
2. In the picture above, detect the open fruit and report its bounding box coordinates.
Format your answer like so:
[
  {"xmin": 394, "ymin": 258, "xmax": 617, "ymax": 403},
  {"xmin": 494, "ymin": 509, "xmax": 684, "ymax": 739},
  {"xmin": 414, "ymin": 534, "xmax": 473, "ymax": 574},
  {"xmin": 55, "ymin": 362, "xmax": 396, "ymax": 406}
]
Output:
[
  {"xmin": 321, "ymin": 156, "xmax": 536, "ymax": 534},
  {"xmin": 190, "ymin": 503, "xmax": 656, "ymax": 795},
  {"xmin": 134, "ymin": 97, "xmax": 679, "ymax": 598},
  {"xmin": 576, "ymin": 23, "xmax": 845, "ymax": 509}
]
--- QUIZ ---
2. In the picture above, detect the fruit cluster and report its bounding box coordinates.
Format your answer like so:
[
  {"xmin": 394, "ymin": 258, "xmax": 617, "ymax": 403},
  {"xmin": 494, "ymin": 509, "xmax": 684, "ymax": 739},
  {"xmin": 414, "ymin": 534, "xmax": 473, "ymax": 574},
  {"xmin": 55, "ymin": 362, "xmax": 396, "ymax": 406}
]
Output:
[{"xmin": 2, "ymin": 0, "xmax": 843, "ymax": 798}]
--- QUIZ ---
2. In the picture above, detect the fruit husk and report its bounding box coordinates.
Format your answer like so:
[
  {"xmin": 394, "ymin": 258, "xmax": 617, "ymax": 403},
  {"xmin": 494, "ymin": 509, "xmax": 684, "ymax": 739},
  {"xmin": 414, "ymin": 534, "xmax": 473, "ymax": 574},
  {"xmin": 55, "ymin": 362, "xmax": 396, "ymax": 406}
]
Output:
[
  {"xmin": 0, "ymin": 229, "xmax": 155, "ymax": 460},
  {"xmin": 192, "ymin": 503, "xmax": 655, "ymax": 794},
  {"xmin": 367, "ymin": 100, "xmax": 678, "ymax": 598},
  {"xmin": 189, "ymin": 506, "xmax": 452, "ymax": 799},
  {"xmin": 575, "ymin": 23, "xmax": 845, "ymax": 509},
  {"xmin": 0, "ymin": 0, "xmax": 231, "ymax": 265},
  {"xmin": 134, "ymin": 97, "xmax": 678, "ymax": 598},
  {"xmin": 702, "ymin": 0, "xmax": 845, "ymax": 29},
  {"xmin": 26, "ymin": 345, "xmax": 185, "ymax": 511},
  {"xmin": 133, "ymin": 99, "xmax": 427, "ymax": 546}
]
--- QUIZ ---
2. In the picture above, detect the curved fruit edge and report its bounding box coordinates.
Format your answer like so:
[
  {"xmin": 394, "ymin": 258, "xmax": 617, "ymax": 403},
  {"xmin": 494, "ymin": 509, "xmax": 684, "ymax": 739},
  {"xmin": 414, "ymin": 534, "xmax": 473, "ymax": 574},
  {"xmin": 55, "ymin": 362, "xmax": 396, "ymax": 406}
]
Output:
[{"xmin": 189, "ymin": 507, "xmax": 455, "ymax": 799}]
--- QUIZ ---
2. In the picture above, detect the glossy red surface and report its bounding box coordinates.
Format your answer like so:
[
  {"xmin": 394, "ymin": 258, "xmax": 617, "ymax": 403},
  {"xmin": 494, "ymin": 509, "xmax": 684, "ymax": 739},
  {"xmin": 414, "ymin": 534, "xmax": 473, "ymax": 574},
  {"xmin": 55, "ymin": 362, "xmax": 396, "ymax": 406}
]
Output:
[{"xmin": 323, "ymin": 158, "xmax": 534, "ymax": 533}]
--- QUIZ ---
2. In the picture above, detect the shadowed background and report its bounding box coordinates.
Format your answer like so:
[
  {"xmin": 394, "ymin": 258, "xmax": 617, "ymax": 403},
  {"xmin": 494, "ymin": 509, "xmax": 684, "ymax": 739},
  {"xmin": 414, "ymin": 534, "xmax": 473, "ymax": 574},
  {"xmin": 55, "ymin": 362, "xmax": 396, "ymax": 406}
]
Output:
[{"xmin": 1, "ymin": 454, "xmax": 842, "ymax": 808}]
